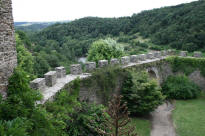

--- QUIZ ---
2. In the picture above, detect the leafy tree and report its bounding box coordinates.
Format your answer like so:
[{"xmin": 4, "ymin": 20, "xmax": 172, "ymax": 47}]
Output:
[
  {"xmin": 87, "ymin": 38, "xmax": 124, "ymax": 62},
  {"xmin": 162, "ymin": 75, "xmax": 201, "ymax": 99},
  {"xmin": 121, "ymin": 71, "xmax": 164, "ymax": 115}
]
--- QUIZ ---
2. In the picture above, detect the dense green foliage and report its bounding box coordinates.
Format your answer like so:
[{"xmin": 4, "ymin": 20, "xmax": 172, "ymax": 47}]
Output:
[
  {"xmin": 16, "ymin": 30, "xmax": 76, "ymax": 77},
  {"xmin": 131, "ymin": 0, "xmax": 205, "ymax": 51},
  {"xmin": 121, "ymin": 71, "xmax": 164, "ymax": 115},
  {"xmin": 166, "ymin": 56, "xmax": 205, "ymax": 77},
  {"xmin": 26, "ymin": 0, "xmax": 205, "ymax": 61},
  {"xmin": 0, "ymin": 69, "xmax": 107, "ymax": 135},
  {"xmin": 87, "ymin": 38, "xmax": 124, "ymax": 62},
  {"xmin": 44, "ymin": 78, "xmax": 107, "ymax": 136},
  {"xmin": 16, "ymin": 33, "xmax": 35, "ymax": 79},
  {"xmin": 0, "ymin": 118, "xmax": 29, "ymax": 136},
  {"xmin": 0, "ymin": 68, "xmax": 58, "ymax": 136},
  {"xmin": 162, "ymin": 75, "xmax": 201, "ymax": 99}
]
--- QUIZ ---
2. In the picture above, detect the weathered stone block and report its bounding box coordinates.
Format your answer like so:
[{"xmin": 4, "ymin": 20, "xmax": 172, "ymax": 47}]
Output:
[
  {"xmin": 180, "ymin": 51, "xmax": 188, "ymax": 57},
  {"xmin": 70, "ymin": 64, "xmax": 82, "ymax": 75},
  {"xmin": 146, "ymin": 53, "xmax": 154, "ymax": 59},
  {"xmin": 110, "ymin": 58, "xmax": 120, "ymax": 65},
  {"xmin": 161, "ymin": 50, "xmax": 167, "ymax": 56},
  {"xmin": 193, "ymin": 52, "xmax": 202, "ymax": 58},
  {"xmin": 168, "ymin": 49, "xmax": 176, "ymax": 55},
  {"xmin": 130, "ymin": 55, "xmax": 138, "ymax": 63},
  {"xmin": 98, "ymin": 60, "xmax": 108, "ymax": 68},
  {"xmin": 121, "ymin": 56, "xmax": 130, "ymax": 65},
  {"xmin": 44, "ymin": 71, "xmax": 57, "ymax": 87},
  {"xmin": 55, "ymin": 66, "xmax": 66, "ymax": 78},
  {"xmin": 30, "ymin": 78, "xmax": 46, "ymax": 91},
  {"xmin": 85, "ymin": 62, "xmax": 96, "ymax": 72},
  {"xmin": 138, "ymin": 54, "xmax": 146, "ymax": 61},
  {"xmin": 154, "ymin": 52, "xmax": 161, "ymax": 58}
]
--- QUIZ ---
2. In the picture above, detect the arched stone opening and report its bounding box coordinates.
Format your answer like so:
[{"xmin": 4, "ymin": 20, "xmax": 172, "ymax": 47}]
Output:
[
  {"xmin": 146, "ymin": 67, "xmax": 160, "ymax": 84},
  {"xmin": 148, "ymin": 70, "xmax": 157, "ymax": 79}
]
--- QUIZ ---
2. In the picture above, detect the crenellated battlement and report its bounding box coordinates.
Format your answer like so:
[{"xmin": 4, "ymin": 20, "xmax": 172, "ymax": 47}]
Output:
[{"xmin": 30, "ymin": 50, "xmax": 205, "ymax": 104}]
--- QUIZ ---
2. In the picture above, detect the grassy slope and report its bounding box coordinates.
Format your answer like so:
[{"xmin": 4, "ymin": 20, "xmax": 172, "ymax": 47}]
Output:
[
  {"xmin": 130, "ymin": 118, "xmax": 151, "ymax": 136},
  {"xmin": 173, "ymin": 94, "xmax": 205, "ymax": 136}
]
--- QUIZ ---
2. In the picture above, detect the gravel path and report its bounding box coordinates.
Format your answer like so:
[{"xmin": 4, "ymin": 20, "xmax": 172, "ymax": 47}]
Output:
[{"xmin": 150, "ymin": 102, "xmax": 176, "ymax": 136}]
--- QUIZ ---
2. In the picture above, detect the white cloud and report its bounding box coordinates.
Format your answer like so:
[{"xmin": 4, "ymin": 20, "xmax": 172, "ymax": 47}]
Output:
[{"xmin": 12, "ymin": 0, "xmax": 197, "ymax": 22}]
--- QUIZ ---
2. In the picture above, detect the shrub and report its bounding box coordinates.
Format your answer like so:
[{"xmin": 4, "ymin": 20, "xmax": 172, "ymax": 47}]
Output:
[
  {"xmin": 0, "ymin": 118, "xmax": 29, "ymax": 136},
  {"xmin": 87, "ymin": 38, "xmax": 124, "ymax": 63},
  {"xmin": 162, "ymin": 75, "xmax": 201, "ymax": 99},
  {"xmin": 121, "ymin": 71, "xmax": 164, "ymax": 115},
  {"xmin": 45, "ymin": 78, "xmax": 107, "ymax": 136},
  {"xmin": 66, "ymin": 103, "xmax": 106, "ymax": 136},
  {"xmin": 0, "ymin": 68, "xmax": 55, "ymax": 136},
  {"xmin": 0, "ymin": 68, "xmax": 42, "ymax": 120}
]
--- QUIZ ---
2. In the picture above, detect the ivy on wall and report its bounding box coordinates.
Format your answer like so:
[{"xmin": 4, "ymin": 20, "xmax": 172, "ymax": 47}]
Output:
[
  {"xmin": 80, "ymin": 66, "xmax": 128, "ymax": 103},
  {"xmin": 165, "ymin": 56, "xmax": 205, "ymax": 77}
]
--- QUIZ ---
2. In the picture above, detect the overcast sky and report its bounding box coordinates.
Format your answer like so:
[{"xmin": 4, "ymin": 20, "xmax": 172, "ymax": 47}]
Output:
[{"xmin": 12, "ymin": 0, "xmax": 197, "ymax": 22}]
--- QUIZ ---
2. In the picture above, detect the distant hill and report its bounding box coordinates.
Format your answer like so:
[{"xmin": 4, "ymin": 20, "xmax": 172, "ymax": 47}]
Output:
[
  {"xmin": 32, "ymin": 0, "xmax": 205, "ymax": 52},
  {"xmin": 14, "ymin": 21, "xmax": 70, "ymax": 33}
]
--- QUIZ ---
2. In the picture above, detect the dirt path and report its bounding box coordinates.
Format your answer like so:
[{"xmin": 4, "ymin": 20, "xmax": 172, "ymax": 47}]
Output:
[{"xmin": 150, "ymin": 102, "xmax": 176, "ymax": 136}]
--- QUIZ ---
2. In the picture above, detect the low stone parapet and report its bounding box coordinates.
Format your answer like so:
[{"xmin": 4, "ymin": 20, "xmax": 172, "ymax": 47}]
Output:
[
  {"xmin": 180, "ymin": 51, "xmax": 188, "ymax": 57},
  {"xmin": 55, "ymin": 66, "xmax": 66, "ymax": 78},
  {"xmin": 130, "ymin": 55, "xmax": 138, "ymax": 63},
  {"xmin": 98, "ymin": 60, "xmax": 108, "ymax": 68},
  {"xmin": 110, "ymin": 58, "xmax": 120, "ymax": 65},
  {"xmin": 147, "ymin": 53, "xmax": 154, "ymax": 59},
  {"xmin": 44, "ymin": 71, "xmax": 57, "ymax": 87},
  {"xmin": 85, "ymin": 62, "xmax": 96, "ymax": 72},
  {"xmin": 70, "ymin": 64, "xmax": 82, "ymax": 75},
  {"xmin": 193, "ymin": 52, "xmax": 202, "ymax": 58},
  {"xmin": 121, "ymin": 56, "xmax": 130, "ymax": 65},
  {"xmin": 30, "ymin": 78, "xmax": 46, "ymax": 91}
]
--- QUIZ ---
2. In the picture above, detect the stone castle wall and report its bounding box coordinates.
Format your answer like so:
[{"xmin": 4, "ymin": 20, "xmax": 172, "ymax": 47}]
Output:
[{"xmin": 0, "ymin": 0, "xmax": 17, "ymax": 96}]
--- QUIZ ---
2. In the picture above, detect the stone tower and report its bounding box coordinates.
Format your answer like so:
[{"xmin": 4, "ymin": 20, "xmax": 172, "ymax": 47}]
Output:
[{"xmin": 0, "ymin": 0, "xmax": 17, "ymax": 96}]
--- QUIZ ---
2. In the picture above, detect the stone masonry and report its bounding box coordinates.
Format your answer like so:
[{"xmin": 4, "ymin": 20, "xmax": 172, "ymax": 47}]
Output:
[
  {"xmin": 98, "ymin": 60, "xmax": 108, "ymax": 67},
  {"xmin": 110, "ymin": 58, "xmax": 120, "ymax": 65},
  {"xmin": 0, "ymin": 0, "xmax": 17, "ymax": 96},
  {"xmin": 85, "ymin": 62, "xmax": 96, "ymax": 72},
  {"xmin": 55, "ymin": 67, "xmax": 66, "ymax": 78},
  {"xmin": 70, "ymin": 64, "xmax": 82, "ymax": 75},
  {"xmin": 30, "ymin": 78, "xmax": 46, "ymax": 91},
  {"xmin": 44, "ymin": 71, "xmax": 57, "ymax": 87}
]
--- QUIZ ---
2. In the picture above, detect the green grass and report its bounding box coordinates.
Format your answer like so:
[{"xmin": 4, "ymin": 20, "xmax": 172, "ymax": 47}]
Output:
[
  {"xmin": 129, "ymin": 117, "xmax": 151, "ymax": 136},
  {"xmin": 173, "ymin": 94, "xmax": 205, "ymax": 136}
]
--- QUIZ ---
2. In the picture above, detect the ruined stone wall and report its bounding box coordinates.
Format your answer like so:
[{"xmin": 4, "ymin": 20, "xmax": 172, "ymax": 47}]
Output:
[
  {"xmin": 77, "ymin": 59, "xmax": 205, "ymax": 104},
  {"xmin": 0, "ymin": 0, "xmax": 17, "ymax": 96}
]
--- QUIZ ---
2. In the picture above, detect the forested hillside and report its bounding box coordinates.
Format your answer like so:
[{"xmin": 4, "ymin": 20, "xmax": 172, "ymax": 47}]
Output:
[
  {"xmin": 131, "ymin": 0, "xmax": 205, "ymax": 51},
  {"xmin": 32, "ymin": 0, "xmax": 205, "ymax": 53}
]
